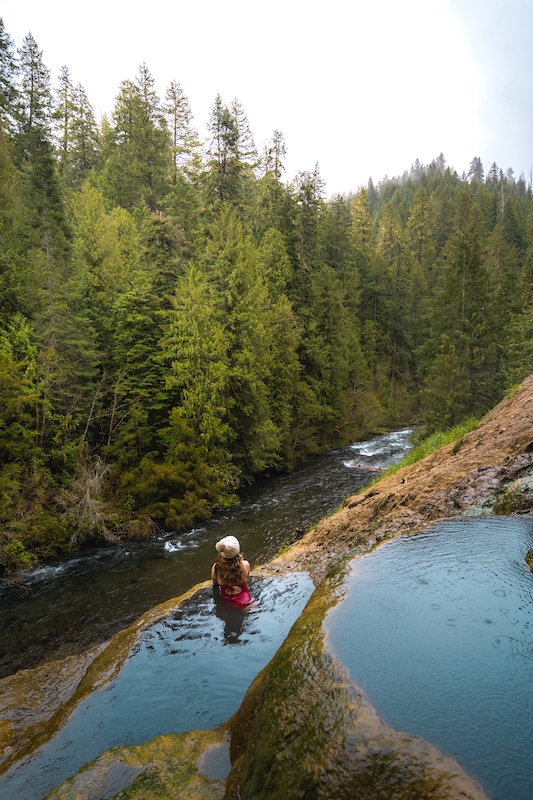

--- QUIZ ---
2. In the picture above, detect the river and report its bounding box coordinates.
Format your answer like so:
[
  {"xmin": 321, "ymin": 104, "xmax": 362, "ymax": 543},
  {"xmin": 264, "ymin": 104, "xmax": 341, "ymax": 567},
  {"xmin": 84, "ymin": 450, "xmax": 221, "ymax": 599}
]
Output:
[{"xmin": 0, "ymin": 428, "xmax": 413, "ymax": 679}]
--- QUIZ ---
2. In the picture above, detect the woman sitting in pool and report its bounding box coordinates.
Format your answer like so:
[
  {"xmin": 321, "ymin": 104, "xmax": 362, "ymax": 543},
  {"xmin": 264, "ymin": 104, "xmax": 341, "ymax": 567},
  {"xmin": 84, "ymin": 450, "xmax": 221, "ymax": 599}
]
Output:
[{"xmin": 211, "ymin": 536, "xmax": 253, "ymax": 608}]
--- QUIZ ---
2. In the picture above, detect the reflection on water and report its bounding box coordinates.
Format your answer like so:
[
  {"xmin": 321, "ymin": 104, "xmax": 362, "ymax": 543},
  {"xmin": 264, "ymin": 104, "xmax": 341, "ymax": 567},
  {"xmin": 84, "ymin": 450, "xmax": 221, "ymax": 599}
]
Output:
[
  {"xmin": 212, "ymin": 586, "xmax": 253, "ymax": 643},
  {"xmin": 0, "ymin": 429, "xmax": 413, "ymax": 678},
  {"xmin": 326, "ymin": 517, "xmax": 533, "ymax": 800},
  {"xmin": 0, "ymin": 573, "xmax": 314, "ymax": 800}
]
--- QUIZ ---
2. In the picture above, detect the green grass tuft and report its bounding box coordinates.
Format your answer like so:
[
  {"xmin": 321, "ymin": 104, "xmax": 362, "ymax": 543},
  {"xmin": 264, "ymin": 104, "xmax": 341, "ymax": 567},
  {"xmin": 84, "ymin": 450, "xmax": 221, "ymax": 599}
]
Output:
[{"xmin": 365, "ymin": 418, "xmax": 481, "ymax": 487}]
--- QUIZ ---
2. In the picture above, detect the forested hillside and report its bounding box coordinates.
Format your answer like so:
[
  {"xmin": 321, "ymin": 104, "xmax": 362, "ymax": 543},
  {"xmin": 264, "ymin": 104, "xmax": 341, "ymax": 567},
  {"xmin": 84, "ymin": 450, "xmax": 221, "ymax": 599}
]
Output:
[{"xmin": 1, "ymin": 20, "xmax": 532, "ymax": 572}]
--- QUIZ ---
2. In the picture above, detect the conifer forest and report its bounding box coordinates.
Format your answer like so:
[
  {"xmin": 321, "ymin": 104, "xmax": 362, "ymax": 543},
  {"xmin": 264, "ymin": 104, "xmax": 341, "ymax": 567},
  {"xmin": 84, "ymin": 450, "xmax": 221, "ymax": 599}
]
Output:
[{"xmin": 1, "ymin": 20, "xmax": 532, "ymax": 572}]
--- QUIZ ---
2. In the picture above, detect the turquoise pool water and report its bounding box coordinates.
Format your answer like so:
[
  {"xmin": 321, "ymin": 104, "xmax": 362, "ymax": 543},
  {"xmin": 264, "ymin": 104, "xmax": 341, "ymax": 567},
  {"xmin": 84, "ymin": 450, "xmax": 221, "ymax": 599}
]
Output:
[
  {"xmin": 1, "ymin": 573, "xmax": 314, "ymax": 800},
  {"xmin": 326, "ymin": 517, "xmax": 533, "ymax": 800}
]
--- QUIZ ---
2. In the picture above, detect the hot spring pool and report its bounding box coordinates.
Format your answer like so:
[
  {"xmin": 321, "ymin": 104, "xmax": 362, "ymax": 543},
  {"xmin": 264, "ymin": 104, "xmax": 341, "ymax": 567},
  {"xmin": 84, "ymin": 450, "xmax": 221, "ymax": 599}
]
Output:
[
  {"xmin": 1, "ymin": 572, "xmax": 314, "ymax": 800},
  {"xmin": 326, "ymin": 517, "xmax": 533, "ymax": 800}
]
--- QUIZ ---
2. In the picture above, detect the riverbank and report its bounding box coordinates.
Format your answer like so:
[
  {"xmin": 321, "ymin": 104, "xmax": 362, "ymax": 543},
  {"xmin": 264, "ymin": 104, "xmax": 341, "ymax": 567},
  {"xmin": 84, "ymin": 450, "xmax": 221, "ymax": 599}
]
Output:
[{"xmin": 258, "ymin": 376, "xmax": 533, "ymax": 584}]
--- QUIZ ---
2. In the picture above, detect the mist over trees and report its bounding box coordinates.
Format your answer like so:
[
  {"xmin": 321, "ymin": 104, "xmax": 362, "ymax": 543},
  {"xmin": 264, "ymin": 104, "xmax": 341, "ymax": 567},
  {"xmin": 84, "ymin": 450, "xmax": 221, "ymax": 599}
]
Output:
[{"xmin": 1, "ymin": 19, "xmax": 532, "ymax": 571}]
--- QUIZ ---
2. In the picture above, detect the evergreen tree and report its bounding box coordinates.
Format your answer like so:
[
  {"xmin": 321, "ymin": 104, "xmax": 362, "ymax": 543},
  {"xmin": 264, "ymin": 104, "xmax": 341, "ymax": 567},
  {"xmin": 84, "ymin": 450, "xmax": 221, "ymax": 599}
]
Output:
[
  {"xmin": 70, "ymin": 181, "xmax": 142, "ymax": 371},
  {"xmin": 103, "ymin": 286, "xmax": 168, "ymax": 467},
  {"xmin": 349, "ymin": 187, "xmax": 375, "ymax": 307},
  {"xmin": 501, "ymin": 191, "xmax": 526, "ymax": 252},
  {"xmin": 161, "ymin": 207, "xmax": 283, "ymax": 508},
  {"xmin": 504, "ymin": 304, "xmax": 533, "ymax": 387},
  {"xmin": 204, "ymin": 94, "xmax": 238, "ymax": 204},
  {"xmin": 404, "ymin": 186, "xmax": 433, "ymax": 354},
  {"xmin": 72, "ymin": 84, "xmax": 100, "ymax": 179},
  {"xmin": 503, "ymin": 205, "xmax": 533, "ymax": 385},
  {"xmin": 424, "ymin": 189, "xmax": 501, "ymax": 417},
  {"xmin": 350, "ymin": 187, "xmax": 374, "ymax": 252},
  {"xmin": 376, "ymin": 201, "xmax": 414, "ymax": 419},
  {"xmin": 54, "ymin": 65, "xmax": 75, "ymax": 160},
  {"xmin": 0, "ymin": 122, "xmax": 21, "ymax": 315},
  {"xmin": 71, "ymin": 182, "xmax": 140, "ymax": 295},
  {"xmin": 200, "ymin": 206, "xmax": 280, "ymax": 475},
  {"xmin": 203, "ymin": 95, "xmax": 257, "ymax": 207},
  {"xmin": 321, "ymin": 195, "xmax": 355, "ymax": 281},
  {"xmin": 163, "ymin": 79, "xmax": 200, "ymax": 183},
  {"xmin": 291, "ymin": 165, "xmax": 325, "ymax": 297},
  {"xmin": 256, "ymin": 227, "xmax": 293, "ymax": 297},
  {"xmin": 101, "ymin": 65, "xmax": 171, "ymax": 210},
  {"xmin": 261, "ymin": 129, "xmax": 286, "ymax": 182},
  {"xmin": 406, "ymin": 187, "xmax": 436, "ymax": 274},
  {"xmin": 254, "ymin": 130, "xmax": 296, "ymax": 243},
  {"xmin": 486, "ymin": 161, "xmax": 501, "ymax": 185},
  {"xmin": 159, "ymin": 263, "xmax": 237, "ymax": 522},
  {"xmin": 467, "ymin": 156, "xmax": 484, "ymax": 183},
  {"xmin": 264, "ymin": 293, "xmax": 303, "ymax": 464},
  {"xmin": 0, "ymin": 18, "xmax": 18, "ymax": 134},
  {"xmin": 485, "ymin": 222, "xmax": 522, "ymax": 316},
  {"xmin": 160, "ymin": 84, "xmax": 201, "ymax": 236},
  {"xmin": 16, "ymin": 32, "xmax": 53, "ymax": 155},
  {"xmin": 230, "ymin": 97, "xmax": 257, "ymax": 176},
  {"xmin": 54, "ymin": 69, "xmax": 100, "ymax": 188},
  {"xmin": 137, "ymin": 208, "xmax": 188, "ymax": 302},
  {"xmin": 425, "ymin": 168, "xmax": 461, "ymax": 254},
  {"xmin": 349, "ymin": 188, "xmax": 388, "ymax": 392},
  {"xmin": 14, "ymin": 37, "xmax": 101, "ymax": 466},
  {"xmin": 303, "ymin": 263, "xmax": 357, "ymax": 443},
  {"xmin": 0, "ymin": 320, "xmax": 39, "ymax": 523},
  {"xmin": 420, "ymin": 335, "xmax": 469, "ymax": 432}
]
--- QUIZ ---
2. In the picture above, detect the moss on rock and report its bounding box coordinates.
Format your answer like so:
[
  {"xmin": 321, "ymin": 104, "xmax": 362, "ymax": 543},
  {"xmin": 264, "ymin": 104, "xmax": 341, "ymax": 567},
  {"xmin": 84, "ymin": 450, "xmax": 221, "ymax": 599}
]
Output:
[{"xmin": 45, "ymin": 729, "xmax": 228, "ymax": 800}]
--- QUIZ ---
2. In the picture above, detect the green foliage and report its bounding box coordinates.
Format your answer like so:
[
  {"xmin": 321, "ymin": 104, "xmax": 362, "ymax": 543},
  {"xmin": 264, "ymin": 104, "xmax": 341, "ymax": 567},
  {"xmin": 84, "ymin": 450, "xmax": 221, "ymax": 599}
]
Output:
[
  {"xmin": 0, "ymin": 18, "xmax": 532, "ymax": 569},
  {"xmin": 117, "ymin": 406, "xmax": 239, "ymax": 531},
  {"xmin": 419, "ymin": 336, "xmax": 469, "ymax": 433},
  {"xmin": 0, "ymin": 539, "xmax": 38, "ymax": 573}
]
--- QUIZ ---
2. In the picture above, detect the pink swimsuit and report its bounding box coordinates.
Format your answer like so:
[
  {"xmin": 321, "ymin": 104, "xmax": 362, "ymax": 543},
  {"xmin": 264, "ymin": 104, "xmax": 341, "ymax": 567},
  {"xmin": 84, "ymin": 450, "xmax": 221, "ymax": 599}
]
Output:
[{"xmin": 220, "ymin": 583, "xmax": 252, "ymax": 608}]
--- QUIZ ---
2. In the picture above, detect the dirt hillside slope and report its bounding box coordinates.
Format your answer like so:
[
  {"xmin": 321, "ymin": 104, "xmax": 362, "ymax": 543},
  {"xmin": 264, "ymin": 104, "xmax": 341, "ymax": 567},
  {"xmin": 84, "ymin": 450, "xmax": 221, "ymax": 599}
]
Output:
[{"xmin": 259, "ymin": 376, "xmax": 533, "ymax": 584}]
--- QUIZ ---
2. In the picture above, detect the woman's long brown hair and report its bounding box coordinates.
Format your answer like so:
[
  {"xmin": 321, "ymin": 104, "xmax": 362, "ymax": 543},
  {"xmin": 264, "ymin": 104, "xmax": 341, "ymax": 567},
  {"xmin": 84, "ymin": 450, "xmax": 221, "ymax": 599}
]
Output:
[{"xmin": 214, "ymin": 553, "xmax": 246, "ymax": 586}]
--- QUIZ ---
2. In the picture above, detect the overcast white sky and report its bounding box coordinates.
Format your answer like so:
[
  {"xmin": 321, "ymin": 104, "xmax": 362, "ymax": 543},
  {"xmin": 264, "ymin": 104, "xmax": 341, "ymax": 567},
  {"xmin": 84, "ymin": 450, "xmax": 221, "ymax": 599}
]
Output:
[{"xmin": 2, "ymin": 0, "xmax": 531, "ymax": 195}]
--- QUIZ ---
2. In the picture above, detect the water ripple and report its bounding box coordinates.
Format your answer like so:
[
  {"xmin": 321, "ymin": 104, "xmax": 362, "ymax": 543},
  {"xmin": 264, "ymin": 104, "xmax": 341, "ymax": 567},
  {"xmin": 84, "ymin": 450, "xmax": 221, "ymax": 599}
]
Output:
[{"xmin": 326, "ymin": 517, "xmax": 533, "ymax": 800}]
